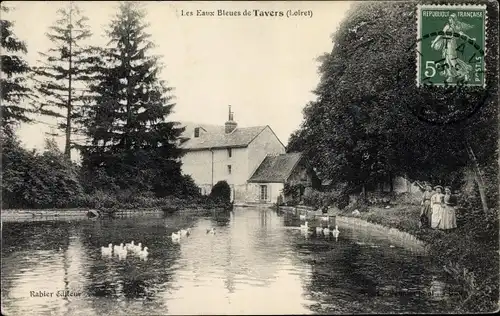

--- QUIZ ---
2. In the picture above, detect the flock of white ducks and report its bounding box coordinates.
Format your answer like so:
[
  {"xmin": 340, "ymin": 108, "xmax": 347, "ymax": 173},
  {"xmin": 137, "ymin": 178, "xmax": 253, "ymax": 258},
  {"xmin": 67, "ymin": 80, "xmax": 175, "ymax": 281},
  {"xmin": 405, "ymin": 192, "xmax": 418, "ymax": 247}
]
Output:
[
  {"xmin": 300, "ymin": 221, "xmax": 341, "ymax": 240},
  {"xmin": 101, "ymin": 240, "xmax": 149, "ymax": 260}
]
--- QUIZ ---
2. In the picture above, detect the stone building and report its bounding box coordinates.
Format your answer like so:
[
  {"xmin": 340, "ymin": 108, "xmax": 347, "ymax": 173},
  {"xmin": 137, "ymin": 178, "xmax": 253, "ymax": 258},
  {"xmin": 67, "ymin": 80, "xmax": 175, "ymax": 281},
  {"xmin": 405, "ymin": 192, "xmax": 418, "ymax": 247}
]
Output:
[{"xmin": 178, "ymin": 106, "xmax": 285, "ymax": 202}]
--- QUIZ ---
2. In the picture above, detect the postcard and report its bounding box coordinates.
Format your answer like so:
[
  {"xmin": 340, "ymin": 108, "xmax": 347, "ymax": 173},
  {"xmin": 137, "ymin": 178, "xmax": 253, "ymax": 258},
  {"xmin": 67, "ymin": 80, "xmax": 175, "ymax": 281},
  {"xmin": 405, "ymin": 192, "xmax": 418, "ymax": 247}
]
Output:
[{"xmin": 1, "ymin": 1, "xmax": 498, "ymax": 315}]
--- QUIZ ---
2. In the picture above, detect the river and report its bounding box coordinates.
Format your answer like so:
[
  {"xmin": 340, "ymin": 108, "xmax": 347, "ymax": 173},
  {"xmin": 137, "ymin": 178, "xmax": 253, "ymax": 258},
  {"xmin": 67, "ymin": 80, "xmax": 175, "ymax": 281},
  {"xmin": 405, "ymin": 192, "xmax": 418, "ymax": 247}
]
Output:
[{"xmin": 1, "ymin": 206, "xmax": 461, "ymax": 315}]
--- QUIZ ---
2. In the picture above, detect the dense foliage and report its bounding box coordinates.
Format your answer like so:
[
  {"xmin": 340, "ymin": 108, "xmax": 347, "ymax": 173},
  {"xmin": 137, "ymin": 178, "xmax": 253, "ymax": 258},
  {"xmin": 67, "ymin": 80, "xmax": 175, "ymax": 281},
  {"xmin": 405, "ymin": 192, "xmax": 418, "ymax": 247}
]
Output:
[
  {"xmin": 209, "ymin": 181, "xmax": 231, "ymax": 204},
  {"xmin": 1, "ymin": 134, "xmax": 83, "ymax": 208},
  {"xmin": 0, "ymin": 4, "xmax": 32, "ymax": 135},
  {"xmin": 287, "ymin": 1, "xmax": 498, "ymax": 206},
  {"xmin": 302, "ymin": 189, "xmax": 350, "ymax": 210}
]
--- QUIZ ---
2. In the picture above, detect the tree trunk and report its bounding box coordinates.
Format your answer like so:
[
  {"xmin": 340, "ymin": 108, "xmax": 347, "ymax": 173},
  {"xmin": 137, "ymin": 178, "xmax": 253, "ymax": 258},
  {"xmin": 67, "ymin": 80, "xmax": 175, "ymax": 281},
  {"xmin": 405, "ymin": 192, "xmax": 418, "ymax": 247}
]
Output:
[
  {"xmin": 465, "ymin": 140, "xmax": 488, "ymax": 213},
  {"xmin": 389, "ymin": 173, "xmax": 394, "ymax": 192},
  {"xmin": 64, "ymin": 5, "xmax": 73, "ymax": 160},
  {"xmin": 361, "ymin": 184, "xmax": 367, "ymax": 201}
]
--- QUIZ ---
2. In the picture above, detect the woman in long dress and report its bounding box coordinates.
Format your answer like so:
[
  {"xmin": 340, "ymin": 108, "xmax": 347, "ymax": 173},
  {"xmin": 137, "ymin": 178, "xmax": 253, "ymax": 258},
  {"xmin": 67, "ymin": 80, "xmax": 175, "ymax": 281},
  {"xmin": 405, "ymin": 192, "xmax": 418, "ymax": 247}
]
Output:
[
  {"xmin": 420, "ymin": 184, "xmax": 434, "ymax": 228},
  {"xmin": 440, "ymin": 186, "xmax": 458, "ymax": 230},
  {"xmin": 430, "ymin": 186, "xmax": 444, "ymax": 229}
]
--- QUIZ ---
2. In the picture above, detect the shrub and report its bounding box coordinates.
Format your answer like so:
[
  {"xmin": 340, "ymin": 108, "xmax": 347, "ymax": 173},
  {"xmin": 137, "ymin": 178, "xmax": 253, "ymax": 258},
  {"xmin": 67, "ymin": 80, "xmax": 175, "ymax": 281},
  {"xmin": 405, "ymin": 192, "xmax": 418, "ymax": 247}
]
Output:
[
  {"xmin": 301, "ymin": 189, "xmax": 350, "ymax": 210},
  {"xmin": 209, "ymin": 180, "xmax": 231, "ymax": 204},
  {"xmin": 346, "ymin": 197, "xmax": 370, "ymax": 213},
  {"xmin": 1, "ymin": 136, "xmax": 84, "ymax": 209}
]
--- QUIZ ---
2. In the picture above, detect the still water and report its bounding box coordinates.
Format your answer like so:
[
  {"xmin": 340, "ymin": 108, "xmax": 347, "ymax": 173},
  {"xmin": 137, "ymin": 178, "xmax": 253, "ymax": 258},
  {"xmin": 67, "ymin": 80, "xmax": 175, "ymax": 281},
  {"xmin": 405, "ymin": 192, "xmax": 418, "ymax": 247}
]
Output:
[{"xmin": 2, "ymin": 207, "xmax": 460, "ymax": 315}]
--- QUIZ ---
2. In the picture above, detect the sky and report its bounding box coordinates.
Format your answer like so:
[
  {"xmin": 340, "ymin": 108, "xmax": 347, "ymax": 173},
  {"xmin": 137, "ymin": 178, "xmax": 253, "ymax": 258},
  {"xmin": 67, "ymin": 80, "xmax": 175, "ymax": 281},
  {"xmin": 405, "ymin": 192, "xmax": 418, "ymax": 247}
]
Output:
[{"xmin": 6, "ymin": 1, "xmax": 351, "ymax": 161}]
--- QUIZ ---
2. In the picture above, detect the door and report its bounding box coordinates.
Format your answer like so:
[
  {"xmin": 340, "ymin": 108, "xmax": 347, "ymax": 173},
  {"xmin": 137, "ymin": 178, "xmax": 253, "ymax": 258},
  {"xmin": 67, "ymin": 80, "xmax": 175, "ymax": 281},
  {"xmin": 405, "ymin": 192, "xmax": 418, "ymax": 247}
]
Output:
[{"xmin": 260, "ymin": 185, "xmax": 268, "ymax": 202}]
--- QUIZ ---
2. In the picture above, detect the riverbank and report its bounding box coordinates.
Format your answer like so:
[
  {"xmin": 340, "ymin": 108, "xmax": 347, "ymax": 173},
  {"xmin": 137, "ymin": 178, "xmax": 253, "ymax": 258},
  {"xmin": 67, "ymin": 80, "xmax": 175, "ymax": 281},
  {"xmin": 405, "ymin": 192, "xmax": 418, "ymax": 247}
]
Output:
[
  {"xmin": 1, "ymin": 200, "xmax": 233, "ymax": 222},
  {"xmin": 333, "ymin": 204, "xmax": 499, "ymax": 313}
]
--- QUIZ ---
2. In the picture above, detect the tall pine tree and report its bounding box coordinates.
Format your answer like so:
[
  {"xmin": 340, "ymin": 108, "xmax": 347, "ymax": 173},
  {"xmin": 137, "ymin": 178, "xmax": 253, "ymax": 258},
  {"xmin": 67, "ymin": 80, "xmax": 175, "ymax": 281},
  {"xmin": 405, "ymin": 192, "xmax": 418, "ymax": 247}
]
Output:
[
  {"xmin": 1, "ymin": 4, "xmax": 32, "ymax": 135},
  {"xmin": 80, "ymin": 1, "xmax": 184, "ymax": 192},
  {"xmin": 32, "ymin": 1, "xmax": 95, "ymax": 159}
]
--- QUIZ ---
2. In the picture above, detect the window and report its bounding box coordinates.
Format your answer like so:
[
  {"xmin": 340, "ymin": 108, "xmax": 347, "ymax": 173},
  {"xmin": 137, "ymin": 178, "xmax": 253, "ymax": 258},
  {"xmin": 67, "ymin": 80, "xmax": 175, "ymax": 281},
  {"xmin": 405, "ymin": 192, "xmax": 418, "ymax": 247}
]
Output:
[
  {"xmin": 227, "ymin": 148, "xmax": 232, "ymax": 157},
  {"xmin": 194, "ymin": 127, "xmax": 200, "ymax": 138},
  {"xmin": 260, "ymin": 185, "xmax": 268, "ymax": 201},
  {"xmin": 227, "ymin": 165, "xmax": 232, "ymax": 174}
]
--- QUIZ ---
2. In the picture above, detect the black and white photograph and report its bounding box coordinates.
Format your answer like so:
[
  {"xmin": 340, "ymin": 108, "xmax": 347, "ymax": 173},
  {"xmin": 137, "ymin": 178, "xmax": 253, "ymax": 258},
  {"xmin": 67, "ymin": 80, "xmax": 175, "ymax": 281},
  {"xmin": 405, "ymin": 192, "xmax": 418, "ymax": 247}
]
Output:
[{"xmin": 1, "ymin": 0, "xmax": 499, "ymax": 314}]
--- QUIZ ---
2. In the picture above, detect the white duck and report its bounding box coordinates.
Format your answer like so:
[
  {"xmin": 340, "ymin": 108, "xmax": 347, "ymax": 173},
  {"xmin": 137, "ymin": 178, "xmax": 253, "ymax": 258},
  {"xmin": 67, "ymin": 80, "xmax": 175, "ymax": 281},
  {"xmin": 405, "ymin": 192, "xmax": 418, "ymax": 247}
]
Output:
[
  {"xmin": 300, "ymin": 221, "xmax": 309, "ymax": 230},
  {"xmin": 206, "ymin": 228, "xmax": 215, "ymax": 235},
  {"xmin": 101, "ymin": 243, "xmax": 113, "ymax": 256},
  {"xmin": 172, "ymin": 231, "xmax": 181, "ymax": 242},
  {"xmin": 113, "ymin": 243, "xmax": 125, "ymax": 255},
  {"xmin": 332, "ymin": 225, "xmax": 340, "ymax": 239},
  {"xmin": 118, "ymin": 245, "xmax": 128, "ymax": 259},
  {"xmin": 139, "ymin": 247, "xmax": 149, "ymax": 260},
  {"xmin": 134, "ymin": 242, "xmax": 143, "ymax": 254},
  {"xmin": 323, "ymin": 227, "xmax": 331, "ymax": 236},
  {"xmin": 126, "ymin": 240, "xmax": 135, "ymax": 250}
]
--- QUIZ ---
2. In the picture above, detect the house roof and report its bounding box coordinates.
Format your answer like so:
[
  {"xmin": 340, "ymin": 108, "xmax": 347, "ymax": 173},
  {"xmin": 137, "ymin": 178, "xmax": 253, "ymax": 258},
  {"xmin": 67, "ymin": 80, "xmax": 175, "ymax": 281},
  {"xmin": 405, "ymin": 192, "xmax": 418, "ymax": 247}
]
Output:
[
  {"xmin": 177, "ymin": 121, "xmax": 269, "ymax": 151},
  {"xmin": 248, "ymin": 152, "xmax": 303, "ymax": 183}
]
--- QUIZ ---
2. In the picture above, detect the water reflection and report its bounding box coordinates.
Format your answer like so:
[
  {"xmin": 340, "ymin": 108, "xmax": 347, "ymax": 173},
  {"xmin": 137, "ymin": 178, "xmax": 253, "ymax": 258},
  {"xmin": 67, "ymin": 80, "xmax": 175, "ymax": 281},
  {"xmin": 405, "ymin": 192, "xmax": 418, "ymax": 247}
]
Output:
[{"xmin": 2, "ymin": 208, "xmax": 460, "ymax": 315}]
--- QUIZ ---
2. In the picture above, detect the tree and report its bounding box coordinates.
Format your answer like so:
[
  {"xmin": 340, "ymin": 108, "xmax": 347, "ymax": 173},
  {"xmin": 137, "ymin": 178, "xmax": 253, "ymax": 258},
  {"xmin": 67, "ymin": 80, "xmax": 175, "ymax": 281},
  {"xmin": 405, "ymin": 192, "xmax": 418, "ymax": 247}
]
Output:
[
  {"xmin": 210, "ymin": 180, "xmax": 231, "ymax": 204},
  {"xmin": 289, "ymin": 1, "xmax": 497, "ymax": 210},
  {"xmin": 0, "ymin": 4, "xmax": 33, "ymax": 135},
  {"xmin": 31, "ymin": 2, "xmax": 95, "ymax": 159},
  {"xmin": 79, "ymin": 1, "xmax": 184, "ymax": 192}
]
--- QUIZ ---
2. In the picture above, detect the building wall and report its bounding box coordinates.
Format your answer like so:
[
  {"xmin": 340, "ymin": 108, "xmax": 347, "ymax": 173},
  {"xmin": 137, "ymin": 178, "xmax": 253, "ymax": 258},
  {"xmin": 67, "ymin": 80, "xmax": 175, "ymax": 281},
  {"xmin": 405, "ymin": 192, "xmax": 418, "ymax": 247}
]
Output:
[
  {"xmin": 181, "ymin": 146, "xmax": 248, "ymax": 190},
  {"xmin": 245, "ymin": 182, "xmax": 284, "ymax": 204},
  {"xmin": 247, "ymin": 126, "xmax": 286, "ymax": 178}
]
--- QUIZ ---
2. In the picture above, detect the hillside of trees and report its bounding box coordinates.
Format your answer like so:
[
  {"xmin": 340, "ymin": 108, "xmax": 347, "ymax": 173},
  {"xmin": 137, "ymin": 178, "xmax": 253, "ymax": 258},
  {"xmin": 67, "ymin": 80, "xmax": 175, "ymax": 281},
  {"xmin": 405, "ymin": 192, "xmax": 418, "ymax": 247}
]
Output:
[{"xmin": 1, "ymin": 2, "xmax": 200, "ymax": 209}]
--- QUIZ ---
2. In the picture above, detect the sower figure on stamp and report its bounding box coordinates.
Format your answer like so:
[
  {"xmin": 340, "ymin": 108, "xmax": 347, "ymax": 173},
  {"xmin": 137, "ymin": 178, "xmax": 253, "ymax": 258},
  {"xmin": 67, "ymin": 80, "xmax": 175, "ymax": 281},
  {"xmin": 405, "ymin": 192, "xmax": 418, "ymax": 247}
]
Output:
[
  {"xmin": 430, "ymin": 13, "xmax": 474, "ymax": 83},
  {"xmin": 419, "ymin": 183, "xmax": 434, "ymax": 229}
]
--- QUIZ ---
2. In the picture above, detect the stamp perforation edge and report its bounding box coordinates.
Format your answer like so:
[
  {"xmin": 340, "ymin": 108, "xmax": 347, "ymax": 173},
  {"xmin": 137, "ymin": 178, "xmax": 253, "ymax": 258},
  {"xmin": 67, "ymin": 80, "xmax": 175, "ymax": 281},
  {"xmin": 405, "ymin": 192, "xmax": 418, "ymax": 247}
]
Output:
[{"xmin": 416, "ymin": 3, "xmax": 487, "ymax": 88}]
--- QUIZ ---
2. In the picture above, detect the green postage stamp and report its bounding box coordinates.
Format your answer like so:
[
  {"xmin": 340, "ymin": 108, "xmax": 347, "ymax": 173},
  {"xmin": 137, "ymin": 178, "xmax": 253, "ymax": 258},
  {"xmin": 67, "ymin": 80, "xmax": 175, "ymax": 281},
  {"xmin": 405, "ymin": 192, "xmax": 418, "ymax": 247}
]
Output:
[{"xmin": 417, "ymin": 4, "xmax": 487, "ymax": 87}]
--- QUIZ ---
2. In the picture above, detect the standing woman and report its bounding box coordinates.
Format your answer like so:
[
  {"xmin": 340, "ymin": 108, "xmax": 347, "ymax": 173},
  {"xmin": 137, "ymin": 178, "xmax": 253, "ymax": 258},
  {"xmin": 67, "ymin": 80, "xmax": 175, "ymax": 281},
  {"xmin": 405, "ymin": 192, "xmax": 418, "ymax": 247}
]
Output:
[
  {"xmin": 420, "ymin": 184, "xmax": 434, "ymax": 228},
  {"xmin": 430, "ymin": 186, "xmax": 445, "ymax": 229},
  {"xmin": 441, "ymin": 187, "xmax": 458, "ymax": 230}
]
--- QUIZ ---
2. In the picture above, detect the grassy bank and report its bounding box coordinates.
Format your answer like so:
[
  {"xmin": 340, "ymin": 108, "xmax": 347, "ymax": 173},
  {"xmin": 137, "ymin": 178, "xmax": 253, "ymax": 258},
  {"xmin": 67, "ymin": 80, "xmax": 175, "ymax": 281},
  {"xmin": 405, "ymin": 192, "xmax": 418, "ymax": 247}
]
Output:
[
  {"xmin": 333, "ymin": 204, "xmax": 498, "ymax": 313},
  {"xmin": 2, "ymin": 191, "xmax": 233, "ymax": 217}
]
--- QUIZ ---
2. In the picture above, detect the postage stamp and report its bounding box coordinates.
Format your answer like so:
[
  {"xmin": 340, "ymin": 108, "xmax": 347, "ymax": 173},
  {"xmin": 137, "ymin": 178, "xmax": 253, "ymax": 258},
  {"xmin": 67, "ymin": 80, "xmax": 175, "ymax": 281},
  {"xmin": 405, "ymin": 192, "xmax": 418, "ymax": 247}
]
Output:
[{"xmin": 416, "ymin": 4, "xmax": 487, "ymax": 87}]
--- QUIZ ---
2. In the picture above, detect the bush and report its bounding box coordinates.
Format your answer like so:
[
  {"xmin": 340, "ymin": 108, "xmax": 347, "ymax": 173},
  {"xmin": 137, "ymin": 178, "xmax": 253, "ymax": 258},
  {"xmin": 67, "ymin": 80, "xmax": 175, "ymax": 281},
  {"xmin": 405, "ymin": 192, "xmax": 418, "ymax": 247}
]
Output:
[
  {"xmin": 346, "ymin": 197, "xmax": 370, "ymax": 213},
  {"xmin": 72, "ymin": 191, "xmax": 118, "ymax": 208},
  {"xmin": 301, "ymin": 189, "xmax": 350, "ymax": 210},
  {"xmin": 1, "ymin": 136, "xmax": 84, "ymax": 209},
  {"xmin": 209, "ymin": 180, "xmax": 231, "ymax": 204}
]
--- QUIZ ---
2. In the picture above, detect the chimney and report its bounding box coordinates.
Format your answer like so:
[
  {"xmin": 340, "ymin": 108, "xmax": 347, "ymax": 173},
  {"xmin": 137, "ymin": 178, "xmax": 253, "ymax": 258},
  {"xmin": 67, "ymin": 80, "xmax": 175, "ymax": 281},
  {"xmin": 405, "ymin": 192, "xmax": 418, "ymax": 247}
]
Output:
[{"xmin": 225, "ymin": 105, "xmax": 237, "ymax": 134}]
